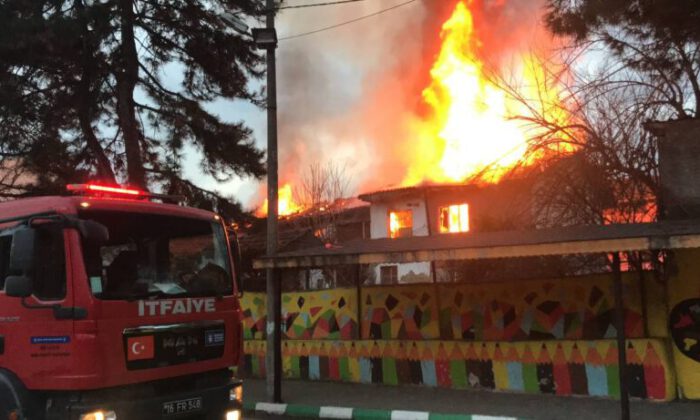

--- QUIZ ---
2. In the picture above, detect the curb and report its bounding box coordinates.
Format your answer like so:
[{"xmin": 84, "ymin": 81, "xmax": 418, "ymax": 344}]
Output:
[{"xmin": 243, "ymin": 402, "xmax": 522, "ymax": 420}]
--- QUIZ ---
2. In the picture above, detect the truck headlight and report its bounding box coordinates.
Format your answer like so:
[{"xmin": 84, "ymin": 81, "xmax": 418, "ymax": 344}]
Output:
[
  {"xmin": 226, "ymin": 410, "xmax": 241, "ymax": 420},
  {"xmin": 80, "ymin": 410, "xmax": 117, "ymax": 420},
  {"xmin": 229, "ymin": 386, "xmax": 243, "ymax": 403}
]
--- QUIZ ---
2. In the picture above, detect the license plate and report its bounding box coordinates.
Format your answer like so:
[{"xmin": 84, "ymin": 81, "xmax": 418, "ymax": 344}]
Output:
[{"xmin": 162, "ymin": 397, "xmax": 202, "ymax": 416}]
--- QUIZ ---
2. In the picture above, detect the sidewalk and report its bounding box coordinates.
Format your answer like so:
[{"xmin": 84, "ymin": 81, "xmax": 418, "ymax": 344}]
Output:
[{"xmin": 244, "ymin": 379, "xmax": 699, "ymax": 420}]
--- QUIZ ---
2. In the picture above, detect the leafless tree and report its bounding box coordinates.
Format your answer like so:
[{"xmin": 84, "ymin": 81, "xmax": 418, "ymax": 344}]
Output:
[
  {"xmin": 545, "ymin": 0, "xmax": 700, "ymax": 119},
  {"xmin": 474, "ymin": 48, "xmax": 670, "ymax": 283},
  {"xmin": 476, "ymin": 49, "xmax": 664, "ymax": 228},
  {"xmin": 0, "ymin": 158, "xmax": 36, "ymax": 199},
  {"xmin": 513, "ymin": 0, "xmax": 700, "ymax": 225},
  {"xmin": 292, "ymin": 161, "xmax": 352, "ymax": 245}
]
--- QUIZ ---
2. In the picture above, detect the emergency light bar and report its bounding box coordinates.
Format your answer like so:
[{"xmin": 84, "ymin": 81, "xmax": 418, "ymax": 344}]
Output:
[
  {"xmin": 67, "ymin": 183, "xmax": 143, "ymax": 196},
  {"xmin": 67, "ymin": 183, "xmax": 184, "ymax": 203}
]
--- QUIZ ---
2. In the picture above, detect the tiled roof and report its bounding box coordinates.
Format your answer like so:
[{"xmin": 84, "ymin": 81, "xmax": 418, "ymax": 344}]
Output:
[{"xmin": 358, "ymin": 182, "xmax": 485, "ymax": 203}]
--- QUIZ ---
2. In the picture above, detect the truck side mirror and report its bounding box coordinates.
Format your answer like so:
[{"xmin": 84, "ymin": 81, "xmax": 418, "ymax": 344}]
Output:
[
  {"xmin": 4, "ymin": 276, "xmax": 32, "ymax": 298},
  {"xmin": 77, "ymin": 220, "xmax": 109, "ymax": 244},
  {"xmin": 9, "ymin": 228, "xmax": 36, "ymax": 275}
]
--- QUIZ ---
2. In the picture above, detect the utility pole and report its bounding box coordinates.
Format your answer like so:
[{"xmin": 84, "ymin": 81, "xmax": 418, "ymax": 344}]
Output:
[
  {"xmin": 612, "ymin": 252, "xmax": 630, "ymax": 420},
  {"xmin": 263, "ymin": 0, "xmax": 282, "ymax": 404}
]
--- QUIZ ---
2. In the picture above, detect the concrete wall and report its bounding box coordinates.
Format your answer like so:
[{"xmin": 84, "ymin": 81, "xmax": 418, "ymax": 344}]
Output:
[
  {"xmin": 369, "ymin": 197, "xmax": 429, "ymax": 239},
  {"xmin": 368, "ymin": 195, "xmax": 431, "ymax": 285},
  {"xmin": 425, "ymin": 180, "xmax": 535, "ymax": 233},
  {"xmin": 654, "ymin": 119, "xmax": 700, "ymax": 219}
]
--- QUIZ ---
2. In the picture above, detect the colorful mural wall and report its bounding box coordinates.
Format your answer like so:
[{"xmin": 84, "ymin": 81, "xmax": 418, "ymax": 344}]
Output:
[
  {"xmin": 668, "ymin": 248, "xmax": 700, "ymax": 399},
  {"xmin": 361, "ymin": 285, "xmax": 439, "ymax": 340},
  {"xmin": 242, "ymin": 273, "xmax": 657, "ymax": 342},
  {"xmin": 243, "ymin": 339, "xmax": 674, "ymax": 401},
  {"xmin": 241, "ymin": 270, "xmax": 677, "ymax": 400},
  {"xmin": 241, "ymin": 292, "xmax": 266, "ymax": 340},
  {"xmin": 282, "ymin": 289, "xmax": 358, "ymax": 340},
  {"xmin": 437, "ymin": 274, "xmax": 646, "ymax": 341}
]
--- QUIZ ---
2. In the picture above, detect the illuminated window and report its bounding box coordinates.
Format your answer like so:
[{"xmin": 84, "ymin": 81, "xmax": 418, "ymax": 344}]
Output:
[
  {"xmin": 388, "ymin": 210, "xmax": 413, "ymax": 238},
  {"xmin": 439, "ymin": 204, "xmax": 469, "ymax": 233},
  {"xmin": 380, "ymin": 265, "xmax": 398, "ymax": 284}
]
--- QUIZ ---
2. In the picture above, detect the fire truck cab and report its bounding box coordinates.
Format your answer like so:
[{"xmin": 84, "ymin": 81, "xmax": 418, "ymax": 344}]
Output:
[{"xmin": 0, "ymin": 185, "xmax": 244, "ymax": 419}]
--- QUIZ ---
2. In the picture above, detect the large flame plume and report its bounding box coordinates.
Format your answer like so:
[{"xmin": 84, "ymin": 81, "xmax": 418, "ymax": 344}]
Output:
[{"xmin": 403, "ymin": 0, "xmax": 573, "ymax": 185}]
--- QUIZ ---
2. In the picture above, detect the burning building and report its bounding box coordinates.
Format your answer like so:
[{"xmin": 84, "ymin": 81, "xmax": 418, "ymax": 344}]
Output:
[
  {"xmin": 238, "ymin": 0, "xmax": 700, "ymax": 405},
  {"xmin": 358, "ymin": 179, "xmax": 538, "ymax": 285}
]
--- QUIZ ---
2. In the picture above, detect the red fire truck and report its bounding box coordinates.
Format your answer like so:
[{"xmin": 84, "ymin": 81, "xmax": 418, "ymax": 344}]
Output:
[{"xmin": 0, "ymin": 184, "xmax": 244, "ymax": 419}]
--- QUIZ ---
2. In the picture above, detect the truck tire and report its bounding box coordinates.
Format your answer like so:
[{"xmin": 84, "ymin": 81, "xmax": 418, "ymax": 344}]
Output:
[{"xmin": 0, "ymin": 370, "xmax": 31, "ymax": 420}]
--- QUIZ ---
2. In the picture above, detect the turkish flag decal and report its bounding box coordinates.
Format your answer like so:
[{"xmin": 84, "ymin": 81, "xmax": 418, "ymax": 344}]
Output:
[{"xmin": 127, "ymin": 335, "xmax": 155, "ymax": 361}]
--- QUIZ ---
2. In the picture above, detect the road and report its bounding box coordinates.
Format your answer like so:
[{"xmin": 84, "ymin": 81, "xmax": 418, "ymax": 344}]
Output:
[{"xmin": 244, "ymin": 378, "xmax": 700, "ymax": 420}]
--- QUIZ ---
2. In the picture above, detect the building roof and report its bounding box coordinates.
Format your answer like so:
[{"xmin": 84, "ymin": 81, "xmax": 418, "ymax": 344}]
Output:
[
  {"xmin": 253, "ymin": 219, "xmax": 700, "ymax": 269},
  {"xmin": 238, "ymin": 204, "xmax": 370, "ymax": 254},
  {"xmin": 358, "ymin": 182, "xmax": 483, "ymax": 203}
]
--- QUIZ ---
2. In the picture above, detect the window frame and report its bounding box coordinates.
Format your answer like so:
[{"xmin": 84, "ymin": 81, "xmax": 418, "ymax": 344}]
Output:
[
  {"xmin": 379, "ymin": 265, "xmax": 399, "ymax": 284},
  {"xmin": 438, "ymin": 203, "xmax": 470, "ymax": 234},
  {"xmin": 79, "ymin": 210, "xmax": 234, "ymax": 300}
]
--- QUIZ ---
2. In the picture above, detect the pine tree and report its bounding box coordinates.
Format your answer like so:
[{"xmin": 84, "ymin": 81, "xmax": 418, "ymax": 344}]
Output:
[{"xmin": 0, "ymin": 0, "xmax": 265, "ymax": 218}]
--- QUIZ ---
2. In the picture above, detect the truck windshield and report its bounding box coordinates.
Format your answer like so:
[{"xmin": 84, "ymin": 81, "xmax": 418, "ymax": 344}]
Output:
[{"xmin": 80, "ymin": 210, "xmax": 232, "ymax": 300}]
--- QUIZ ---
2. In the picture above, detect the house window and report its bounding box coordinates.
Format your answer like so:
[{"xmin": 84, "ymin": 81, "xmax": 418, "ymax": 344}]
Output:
[
  {"xmin": 439, "ymin": 204, "xmax": 470, "ymax": 233},
  {"xmin": 380, "ymin": 265, "xmax": 398, "ymax": 284},
  {"xmin": 388, "ymin": 210, "xmax": 413, "ymax": 238}
]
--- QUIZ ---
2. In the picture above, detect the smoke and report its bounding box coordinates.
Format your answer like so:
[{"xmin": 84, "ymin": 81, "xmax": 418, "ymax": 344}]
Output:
[{"xmin": 252, "ymin": 0, "xmax": 550, "ymax": 209}]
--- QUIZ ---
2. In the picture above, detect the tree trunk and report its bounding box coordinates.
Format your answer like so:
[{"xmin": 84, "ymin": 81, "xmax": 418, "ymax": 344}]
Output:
[
  {"xmin": 79, "ymin": 110, "xmax": 116, "ymax": 182},
  {"xmin": 116, "ymin": 0, "xmax": 146, "ymax": 188},
  {"xmin": 76, "ymin": 0, "xmax": 116, "ymax": 183}
]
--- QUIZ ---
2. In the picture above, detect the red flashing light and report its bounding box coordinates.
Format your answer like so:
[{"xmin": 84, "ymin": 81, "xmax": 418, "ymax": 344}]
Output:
[{"xmin": 67, "ymin": 183, "xmax": 143, "ymax": 197}]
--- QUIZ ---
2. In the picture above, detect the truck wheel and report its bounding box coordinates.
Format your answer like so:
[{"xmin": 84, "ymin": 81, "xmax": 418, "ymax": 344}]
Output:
[{"xmin": 0, "ymin": 371, "xmax": 30, "ymax": 420}]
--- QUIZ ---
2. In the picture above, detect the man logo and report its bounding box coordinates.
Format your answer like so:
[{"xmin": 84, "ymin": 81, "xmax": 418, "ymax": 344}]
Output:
[{"xmin": 127, "ymin": 335, "xmax": 154, "ymax": 361}]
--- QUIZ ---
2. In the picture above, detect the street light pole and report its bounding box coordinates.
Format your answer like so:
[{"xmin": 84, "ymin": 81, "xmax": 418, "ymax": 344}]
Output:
[{"xmin": 263, "ymin": 0, "xmax": 282, "ymax": 404}]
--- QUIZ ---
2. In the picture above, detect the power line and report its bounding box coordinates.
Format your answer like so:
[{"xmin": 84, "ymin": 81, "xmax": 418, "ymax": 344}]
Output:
[
  {"xmin": 280, "ymin": 0, "xmax": 417, "ymax": 41},
  {"xmin": 278, "ymin": 0, "xmax": 367, "ymax": 10}
]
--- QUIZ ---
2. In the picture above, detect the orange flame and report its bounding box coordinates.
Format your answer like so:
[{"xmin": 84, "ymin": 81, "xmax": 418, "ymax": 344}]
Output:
[
  {"xmin": 403, "ymin": 1, "xmax": 573, "ymax": 186},
  {"xmin": 257, "ymin": 183, "xmax": 304, "ymax": 217},
  {"xmin": 388, "ymin": 210, "xmax": 412, "ymax": 238}
]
